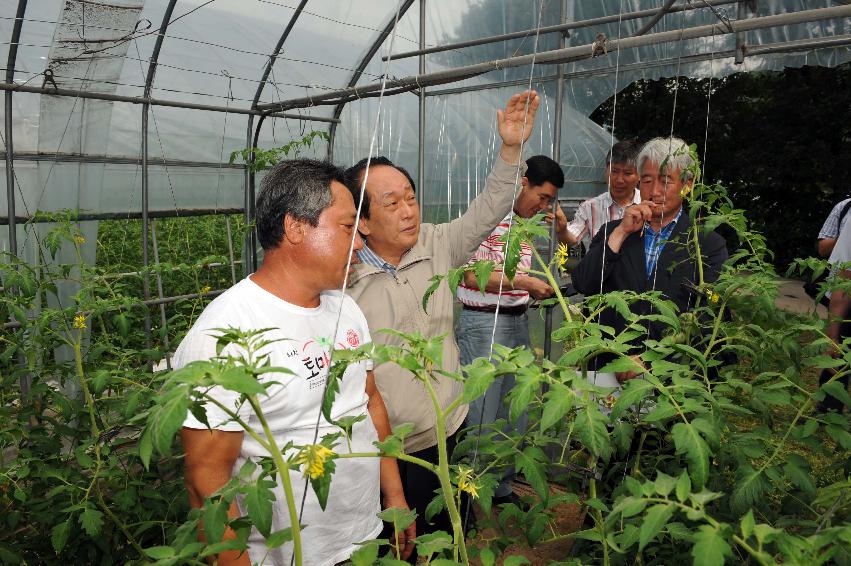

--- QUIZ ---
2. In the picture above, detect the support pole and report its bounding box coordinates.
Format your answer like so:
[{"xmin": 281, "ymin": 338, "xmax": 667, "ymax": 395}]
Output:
[
  {"xmin": 735, "ymin": 0, "xmax": 757, "ymax": 64},
  {"xmin": 4, "ymin": 0, "xmax": 26, "ymax": 259},
  {"xmin": 417, "ymin": 0, "xmax": 426, "ymax": 203},
  {"xmin": 142, "ymin": 0, "xmax": 178, "ymax": 357},
  {"xmin": 543, "ymin": 0, "xmax": 568, "ymax": 364},
  {"xmin": 151, "ymin": 219, "xmax": 171, "ymax": 370},
  {"xmin": 5, "ymin": 0, "xmax": 27, "ymax": 401}
]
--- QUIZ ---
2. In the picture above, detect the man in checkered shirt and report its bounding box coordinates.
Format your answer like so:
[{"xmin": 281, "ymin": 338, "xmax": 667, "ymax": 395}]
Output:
[{"xmin": 562, "ymin": 140, "xmax": 642, "ymax": 250}]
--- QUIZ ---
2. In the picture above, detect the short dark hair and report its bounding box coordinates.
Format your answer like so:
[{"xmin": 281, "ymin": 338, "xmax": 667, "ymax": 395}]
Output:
[
  {"xmin": 344, "ymin": 156, "xmax": 416, "ymax": 219},
  {"xmin": 525, "ymin": 155, "xmax": 564, "ymax": 189},
  {"xmin": 605, "ymin": 139, "xmax": 641, "ymax": 167},
  {"xmin": 256, "ymin": 158, "xmax": 349, "ymax": 251}
]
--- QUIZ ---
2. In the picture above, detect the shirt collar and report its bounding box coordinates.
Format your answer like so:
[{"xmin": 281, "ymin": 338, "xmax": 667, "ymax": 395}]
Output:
[
  {"xmin": 604, "ymin": 188, "xmax": 641, "ymax": 210},
  {"xmin": 357, "ymin": 243, "xmax": 398, "ymax": 274}
]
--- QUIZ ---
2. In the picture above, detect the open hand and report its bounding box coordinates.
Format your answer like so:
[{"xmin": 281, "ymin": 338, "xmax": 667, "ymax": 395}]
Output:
[{"xmin": 497, "ymin": 90, "xmax": 540, "ymax": 148}]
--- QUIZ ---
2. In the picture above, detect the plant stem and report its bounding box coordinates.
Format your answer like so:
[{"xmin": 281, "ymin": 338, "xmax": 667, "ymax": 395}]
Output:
[
  {"xmin": 421, "ymin": 375, "xmax": 468, "ymax": 565},
  {"xmin": 530, "ymin": 246, "xmax": 573, "ymax": 326},
  {"xmin": 247, "ymin": 395, "xmax": 303, "ymax": 566}
]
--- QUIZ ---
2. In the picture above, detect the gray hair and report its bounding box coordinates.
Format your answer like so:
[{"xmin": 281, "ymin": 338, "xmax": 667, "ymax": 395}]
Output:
[
  {"xmin": 256, "ymin": 159, "xmax": 349, "ymax": 251},
  {"xmin": 636, "ymin": 137, "xmax": 695, "ymax": 181}
]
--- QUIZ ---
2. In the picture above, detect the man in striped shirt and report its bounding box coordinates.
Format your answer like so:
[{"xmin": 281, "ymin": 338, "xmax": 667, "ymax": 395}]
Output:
[
  {"xmin": 456, "ymin": 155, "xmax": 568, "ymax": 505},
  {"xmin": 562, "ymin": 140, "xmax": 642, "ymax": 249}
]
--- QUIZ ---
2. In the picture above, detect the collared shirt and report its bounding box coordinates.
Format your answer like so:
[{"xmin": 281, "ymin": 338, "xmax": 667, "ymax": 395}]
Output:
[
  {"xmin": 456, "ymin": 213, "xmax": 533, "ymax": 308},
  {"xmin": 357, "ymin": 243, "xmax": 398, "ymax": 275},
  {"xmin": 818, "ymin": 198, "xmax": 851, "ymax": 240},
  {"xmin": 567, "ymin": 188, "xmax": 641, "ymax": 244},
  {"xmin": 644, "ymin": 207, "xmax": 683, "ymax": 279}
]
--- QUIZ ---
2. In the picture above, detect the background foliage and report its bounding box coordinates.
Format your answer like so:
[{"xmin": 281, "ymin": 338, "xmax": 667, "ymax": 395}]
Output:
[{"xmin": 591, "ymin": 64, "xmax": 851, "ymax": 269}]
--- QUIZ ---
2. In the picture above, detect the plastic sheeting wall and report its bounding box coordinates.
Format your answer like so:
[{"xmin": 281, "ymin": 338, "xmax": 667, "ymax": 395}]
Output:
[{"xmin": 0, "ymin": 0, "xmax": 849, "ymax": 256}]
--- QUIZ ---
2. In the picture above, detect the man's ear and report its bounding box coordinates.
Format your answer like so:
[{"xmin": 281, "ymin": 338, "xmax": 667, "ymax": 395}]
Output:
[
  {"xmin": 283, "ymin": 214, "xmax": 306, "ymax": 244},
  {"xmin": 358, "ymin": 216, "xmax": 371, "ymax": 237},
  {"xmin": 521, "ymin": 176, "xmax": 529, "ymax": 188}
]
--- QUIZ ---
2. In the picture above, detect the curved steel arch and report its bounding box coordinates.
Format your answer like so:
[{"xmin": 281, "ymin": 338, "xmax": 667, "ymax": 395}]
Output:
[
  {"xmin": 326, "ymin": 0, "xmax": 417, "ymax": 161},
  {"xmin": 244, "ymin": 0, "xmax": 309, "ymax": 273},
  {"xmin": 141, "ymin": 0, "xmax": 178, "ymax": 351},
  {"xmin": 4, "ymin": 0, "xmax": 27, "ymax": 258}
]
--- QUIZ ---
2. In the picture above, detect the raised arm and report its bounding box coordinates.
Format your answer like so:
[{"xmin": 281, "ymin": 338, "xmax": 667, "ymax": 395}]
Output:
[
  {"xmin": 182, "ymin": 428, "xmax": 249, "ymax": 566},
  {"xmin": 444, "ymin": 91, "xmax": 540, "ymax": 266}
]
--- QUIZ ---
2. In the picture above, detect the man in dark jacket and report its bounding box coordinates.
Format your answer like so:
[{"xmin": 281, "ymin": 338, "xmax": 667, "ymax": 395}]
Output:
[{"xmin": 573, "ymin": 137, "xmax": 728, "ymax": 382}]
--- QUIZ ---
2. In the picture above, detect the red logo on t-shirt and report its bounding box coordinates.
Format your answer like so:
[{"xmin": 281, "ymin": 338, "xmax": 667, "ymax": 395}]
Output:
[{"xmin": 346, "ymin": 329, "xmax": 360, "ymax": 347}]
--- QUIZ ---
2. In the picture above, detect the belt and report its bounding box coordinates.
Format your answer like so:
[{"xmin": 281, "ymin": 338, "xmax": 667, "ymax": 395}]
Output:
[{"xmin": 462, "ymin": 303, "xmax": 528, "ymax": 315}]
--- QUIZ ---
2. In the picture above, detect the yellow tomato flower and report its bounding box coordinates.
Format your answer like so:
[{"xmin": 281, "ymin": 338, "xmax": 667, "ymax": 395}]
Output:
[
  {"xmin": 294, "ymin": 444, "xmax": 334, "ymax": 480},
  {"xmin": 679, "ymin": 185, "xmax": 692, "ymax": 198},
  {"xmin": 73, "ymin": 234, "xmax": 86, "ymax": 245},
  {"xmin": 456, "ymin": 466, "xmax": 480, "ymax": 499},
  {"xmin": 554, "ymin": 243, "xmax": 570, "ymax": 272},
  {"xmin": 73, "ymin": 313, "xmax": 87, "ymax": 330},
  {"xmin": 710, "ymin": 291, "xmax": 720, "ymax": 304},
  {"xmin": 199, "ymin": 285, "xmax": 212, "ymax": 295}
]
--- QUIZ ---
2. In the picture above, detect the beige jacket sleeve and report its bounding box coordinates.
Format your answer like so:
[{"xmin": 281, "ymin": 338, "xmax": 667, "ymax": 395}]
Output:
[{"xmin": 436, "ymin": 155, "xmax": 528, "ymax": 267}]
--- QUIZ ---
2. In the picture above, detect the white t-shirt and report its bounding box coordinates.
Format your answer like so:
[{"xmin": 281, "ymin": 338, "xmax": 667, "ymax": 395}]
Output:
[{"xmin": 177, "ymin": 277, "xmax": 381, "ymax": 566}]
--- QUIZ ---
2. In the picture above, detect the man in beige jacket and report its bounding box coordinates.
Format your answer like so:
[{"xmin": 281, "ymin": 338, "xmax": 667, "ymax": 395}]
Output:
[{"xmin": 345, "ymin": 91, "xmax": 540, "ymax": 542}]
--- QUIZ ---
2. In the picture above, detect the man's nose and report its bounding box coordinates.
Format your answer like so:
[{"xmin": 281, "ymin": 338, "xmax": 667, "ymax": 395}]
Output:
[
  {"xmin": 353, "ymin": 231, "xmax": 364, "ymax": 251},
  {"xmin": 400, "ymin": 199, "xmax": 415, "ymax": 219}
]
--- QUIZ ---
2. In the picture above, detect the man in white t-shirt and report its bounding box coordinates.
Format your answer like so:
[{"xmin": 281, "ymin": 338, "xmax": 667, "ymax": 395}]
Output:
[{"xmin": 178, "ymin": 159, "xmax": 413, "ymax": 565}]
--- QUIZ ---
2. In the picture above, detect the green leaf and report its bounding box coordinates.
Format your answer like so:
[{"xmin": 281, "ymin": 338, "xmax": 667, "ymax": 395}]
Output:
[
  {"xmin": 675, "ymin": 471, "xmax": 692, "ymax": 503},
  {"xmin": 653, "ymin": 472, "xmax": 677, "ymax": 497},
  {"xmin": 79, "ymin": 507, "xmax": 104, "ymax": 537},
  {"xmin": 310, "ymin": 455, "xmax": 336, "ymax": 511},
  {"xmin": 349, "ymin": 540, "xmax": 380, "ymax": 566},
  {"xmin": 504, "ymin": 557, "xmax": 530, "ymax": 566},
  {"xmin": 214, "ymin": 366, "xmax": 267, "ymax": 396},
  {"xmin": 691, "ymin": 525, "xmax": 732, "ymax": 566},
  {"xmin": 575, "ymin": 406, "xmax": 612, "ymax": 461},
  {"xmin": 244, "ymin": 481, "xmax": 275, "ymax": 537},
  {"xmin": 462, "ymin": 358, "xmax": 496, "ymax": 404},
  {"xmin": 516, "ymin": 447, "xmax": 549, "ymax": 500},
  {"xmin": 422, "ymin": 274, "xmax": 444, "ymax": 314},
  {"xmin": 540, "ymin": 383, "xmax": 574, "ymax": 432},
  {"xmin": 479, "ymin": 546, "xmax": 496, "ymax": 566},
  {"xmin": 740, "ymin": 510, "xmax": 755, "ymax": 539},
  {"xmin": 821, "ymin": 380, "xmax": 851, "ymax": 408},
  {"xmin": 783, "ymin": 455, "xmax": 815, "ymax": 497},
  {"xmin": 379, "ymin": 506, "xmax": 418, "ymax": 535},
  {"xmin": 500, "ymin": 222, "xmax": 523, "ymax": 280},
  {"xmin": 730, "ymin": 466, "xmax": 769, "ymax": 514},
  {"xmin": 615, "ymin": 497, "xmax": 647, "ymax": 518},
  {"xmin": 143, "ymin": 546, "xmax": 176, "ymax": 559},
  {"xmin": 638, "ymin": 503, "xmax": 674, "ymax": 551},
  {"xmin": 413, "ymin": 531, "xmax": 453, "ymax": 556},
  {"xmin": 472, "ymin": 260, "xmax": 496, "ymax": 295},
  {"xmin": 51, "ymin": 519, "xmax": 71, "ymax": 554},
  {"xmin": 203, "ymin": 499, "xmax": 229, "ymax": 544},
  {"xmin": 266, "ymin": 528, "xmax": 294, "ymax": 548},
  {"xmin": 671, "ymin": 422, "xmax": 711, "ymax": 488},
  {"xmin": 611, "ymin": 379, "xmax": 654, "ymax": 419}
]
